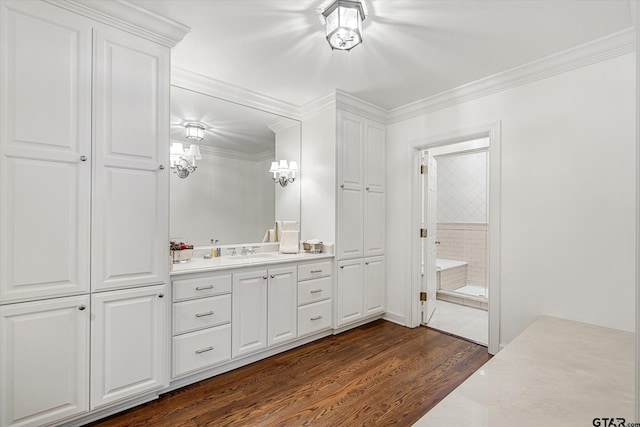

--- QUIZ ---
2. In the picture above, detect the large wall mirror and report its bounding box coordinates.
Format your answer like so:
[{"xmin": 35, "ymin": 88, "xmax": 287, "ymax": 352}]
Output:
[{"xmin": 170, "ymin": 85, "xmax": 301, "ymax": 247}]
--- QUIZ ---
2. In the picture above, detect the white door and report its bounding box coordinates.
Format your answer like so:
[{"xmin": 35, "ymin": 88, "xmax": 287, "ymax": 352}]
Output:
[
  {"xmin": 232, "ymin": 270, "xmax": 268, "ymax": 357},
  {"xmin": 91, "ymin": 285, "xmax": 167, "ymax": 409},
  {"xmin": 421, "ymin": 152, "xmax": 438, "ymax": 324},
  {"xmin": 92, "ymin": 25, "xmax": 169, "ymax": 292},
  {"xmin": 0, "ymin": 1, "xmax": 92, "ymax": 302},
  {"xmin": 337, "ymin": 110, "xmax": 364, "ymax": 259},
  {"xmin": 0, "ymin": 295, "xmax": 90, "ymax": 427},
  {"xmin": 336, "ymin": 259, "xmax": 364, "ymax": 327},
  {"xmin": 363, "ymin": 256, "xmax": 385, "ymax": 316},
  {"xmin": 363, "ymin": 121, "xmax": 385, "ymax": 257},
  {"xmin": 267, "ymin": 266, "xmax": 297, "ymax": 346}
]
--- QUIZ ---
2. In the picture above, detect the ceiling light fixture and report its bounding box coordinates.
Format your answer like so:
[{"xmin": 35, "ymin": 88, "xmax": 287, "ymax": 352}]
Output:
[
  {"xmin": 185, "ymin": 122, "xmax": 205, "ymax": 141},
  {"xmin": 322, "ymin": 0, "xmax": 366, "ymax": 51}
]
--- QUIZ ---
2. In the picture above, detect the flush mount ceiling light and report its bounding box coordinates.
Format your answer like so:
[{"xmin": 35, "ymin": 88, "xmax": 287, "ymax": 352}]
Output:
[
  {"xmin": 184, "ymin": 122, "xmax": 205, "ymax": 141},
  {"xmin": 322, "ymin": 0, "xmax": 366, "ymax": 51}
]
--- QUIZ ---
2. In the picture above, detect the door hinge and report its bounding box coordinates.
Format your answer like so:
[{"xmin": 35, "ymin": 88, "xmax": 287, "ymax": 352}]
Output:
[
  {"xmin": 420, "ymin": 292, "xmax": 427, "ymax": 302},
  {"xmin": 420, "ymin": 164, "xmax": 427, "ymax": 174},
  {"xmin": 420, "ymin": 228, "xmax": 428, "ymax": 238}
]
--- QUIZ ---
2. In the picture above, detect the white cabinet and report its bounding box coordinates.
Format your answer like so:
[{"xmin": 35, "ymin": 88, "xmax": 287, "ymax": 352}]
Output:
[
  {"xmin": 0, "ymin": 296, "xmax": 90, "ymax": 427},
  {"xmin": 232, "ymin": 270, "xmax": 268, "ymax": 357},
  {"xmin": 232, "ymin": 266, "xmax": 298, "ymax": 357},
  {"xmin": 171, "ymin": 272, "xmax": 232, "ymax": 378},
  {"xmin": 267, "ymin": 266, "xmax": 297, "ymax": 347},
  {"xmin": 364, "ymin": 257, "xmax": 386, "ymax": 316},
  {"xmin": 337, "ymin": 110, "xmax": 386, "ymax": 260},
  {"xmin": 91, "ymin": 26, "xmax": 169, "ymax": 292},
  {"xmin": 0, "ymin": 1, "xmax": 93, "ymax": 303},
  {"xmin": 336, "ymin": 259, "xmax": 364, "ymax": 326},
  {"xmin": 337, "ymin": 257, "xmax": 385, "ymax": 327},
  {"xmin": 297, "ymin": 261, "xmax": 333, "ymax": 337},
  {"xmin": 91, "ymin": 285, "xmax": 167, "ymax": 410}
]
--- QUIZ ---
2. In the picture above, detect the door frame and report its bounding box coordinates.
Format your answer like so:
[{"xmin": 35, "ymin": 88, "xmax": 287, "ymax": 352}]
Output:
[{"xmin": 409, "ymin": 121, "xmax": 501, "ymax": 355}]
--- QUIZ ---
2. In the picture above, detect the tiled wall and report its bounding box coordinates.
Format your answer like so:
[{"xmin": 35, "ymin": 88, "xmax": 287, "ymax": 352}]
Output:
[
  {"xmin": 437, "ymin": 150, "xmax": 487, "ymax": 223},
  {"xmin": 437, "ymin": 223, "xmax": 487, "ymax": 287}
]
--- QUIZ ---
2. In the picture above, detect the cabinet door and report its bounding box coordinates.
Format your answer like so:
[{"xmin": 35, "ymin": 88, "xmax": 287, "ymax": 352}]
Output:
[
  {"xmin": 336, "ymin": 259, "xmax": 364, "ymax": 327},
  {"xmin": 91, "ymin": 285, "xmax": 167, "ymax": 409},
  {"xmin": 0, "ymin": 1, "xmax": 92, "ymax": 302},
  {"xmin": 267, "ymin": 266, "xmax": 297, "ymax": 347},
  {"xmin": 364, "ymin": 121, "xmax": 386, "ymax": 257},
  {"xmin": 0, "ymin": 295, "xmax": 90, "ymax": 427},
  {"xmin": 364, "ymin": 257, "xmax": 386, "ymax": 316},
  {"xmin": 337, "ymin": 110, "xmax": 364, "ymax": 259},
  {"xmin": 232, "ymin": 270, "xmax": 268, "ymax": 357},
  {"xmin": 92, "ymin": 25, "xmax": 169, "ymax": 292}
]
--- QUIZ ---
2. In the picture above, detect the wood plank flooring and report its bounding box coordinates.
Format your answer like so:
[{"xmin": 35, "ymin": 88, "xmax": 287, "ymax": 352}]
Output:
[{"xmin": 90, "ymin": 320, "xmax": 490, "ymax": 426}]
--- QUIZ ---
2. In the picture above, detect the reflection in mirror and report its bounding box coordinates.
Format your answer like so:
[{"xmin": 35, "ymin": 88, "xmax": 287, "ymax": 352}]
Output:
[{"xmin": 170, "ymin": 85, "xmax": 301, "ymax": 247}]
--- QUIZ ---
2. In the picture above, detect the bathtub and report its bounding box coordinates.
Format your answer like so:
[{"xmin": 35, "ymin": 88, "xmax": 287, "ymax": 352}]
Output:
[{"xmin": 436, "ymin": 258, "xmax": 468, "ymax": 291}]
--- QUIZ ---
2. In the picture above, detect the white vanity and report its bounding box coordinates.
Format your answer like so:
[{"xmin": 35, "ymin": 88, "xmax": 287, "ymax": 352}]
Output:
[{"xmin": 168, "ymin": 252, "xmax": 336, "ymax": 389}]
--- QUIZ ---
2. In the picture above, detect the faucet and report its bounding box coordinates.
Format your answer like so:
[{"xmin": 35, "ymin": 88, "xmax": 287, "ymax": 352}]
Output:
[
  {"xmin": 248, "ymin": 246, "xmax": 257, "ymax": 255},
  {"xmin": 229, "ymin": 247, "xmax": 237, "ymax": 256},
  {"xmin": 240, "ymin": 246, "xmax": 249, "ymax": 256}
]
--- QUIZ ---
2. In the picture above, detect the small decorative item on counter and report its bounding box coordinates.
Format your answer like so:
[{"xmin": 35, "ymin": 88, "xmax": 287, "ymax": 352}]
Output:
[
  {"xmin": 170, "ymin": 241, "xmax": 194, "ymax": 263},
  {"xmin": 302, "ymin": 240, "xmax": 323, "ymax": 254}
]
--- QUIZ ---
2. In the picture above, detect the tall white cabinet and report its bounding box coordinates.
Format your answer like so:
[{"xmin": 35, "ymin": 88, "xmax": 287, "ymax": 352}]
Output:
[
  {"xmin": 0, "ymin": 1, "xmax": 187, "ymax": 426},
  {"xmin": 301, "ymin": 93, "xmax": 387, "ymax": 331}
]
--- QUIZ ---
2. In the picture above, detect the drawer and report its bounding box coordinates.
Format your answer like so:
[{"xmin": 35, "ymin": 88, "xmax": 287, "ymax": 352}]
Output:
[
  {"xmin": 173, "ymin": 294, "xmax": 231, "ymax": 335},
  {"xmin": 298, "ymin": 299, "xmax": 332, "ymax": 337},
  {"xmin": 173, "ymin": 274, "xmax": 232, "ymax": 301},
  {"xmin": 298, "ymin": 261, "xmax": 332, "ymax": 281},
  {"xmin": 173, "ymin": 324, "xmax": 231, "ymax": 378},
  {"xmin": 298, "ymin": 276, "xmax": 332, "ymax": 306}
]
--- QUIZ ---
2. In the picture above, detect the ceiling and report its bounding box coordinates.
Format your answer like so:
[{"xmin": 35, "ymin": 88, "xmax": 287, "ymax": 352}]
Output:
[{"xmin": 132, "ymin": 0, "xmax": 634, "ymax": 110}]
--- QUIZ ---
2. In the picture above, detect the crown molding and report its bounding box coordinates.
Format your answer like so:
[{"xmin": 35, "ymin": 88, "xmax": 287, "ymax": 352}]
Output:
[
  {"xmin": 300, "ymin": 93, "xmax": 336, "ymax": 121},
  {"xmin": 388, "ymin": 27, "xmax": 636, "ymax": 124},
  {"xmin": 267, "ymin": 118, "xmax": 299, "ymax": 133},
  {"xmin": 171, "ymin": 67, "xmax": 301, "ymax": 121},
  {"xmin": 45, "ymin": 0, "xmax": 190, "ymax": 48},
  {"xmin": 335, "ymin": 89, "xmax": 387, "ymax": 124}
]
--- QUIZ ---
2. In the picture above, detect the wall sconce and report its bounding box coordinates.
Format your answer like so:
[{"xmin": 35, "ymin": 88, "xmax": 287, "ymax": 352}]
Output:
[
  {"xmin": 170, "ymin": 142, "xmax": 202, "ymax": 179},
  {"xmin": 269, "ymin": 160, "xmax": 298, "ymax": 187},
  {"xmin": 185, "ymin": 122, "xmax": 205, "ymax": 141},
  {"xmin": 322, "ymin": 0, "xmax": 366, "ymax": 51}
]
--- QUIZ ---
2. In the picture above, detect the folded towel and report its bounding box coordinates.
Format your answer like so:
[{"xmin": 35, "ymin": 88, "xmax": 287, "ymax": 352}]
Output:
[
  {"xmin": 279, "ymin": 230, "xmax": 299, "ymax": 254},
  {"xmin": 282, "ymin": 221, "xmax": 298, "ymax": 231}
]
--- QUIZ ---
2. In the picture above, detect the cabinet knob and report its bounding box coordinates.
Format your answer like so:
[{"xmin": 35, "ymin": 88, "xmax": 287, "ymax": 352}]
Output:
[
  {"xmin": 340, "ymin": 184, "xmax": 344, "ymax": 189},
  {"xmin": 270, "ymin": 274, "xmax": 275, "ymax": 279},
  {"xmin": 366, "ymin": 187, "xmax": 370, "ymax": 191},
  {"xmin": 365, "ymin": 262, "xmax": 369, "ymax": 265},
  {"xmin": 263, "ymin": 275, "xmax": 268, "ymax": 280},
  {"xmin": 80, "ymin": 155, "xmax": 87, "ymax": 162},
  {"xmin": 340, "ymin": 266, "xmax": 344, "ymax": 269},
  {"xmin": 78, "ymin": 304, "xmax": 86, "ymax": 311},
  {"xmin": 159, "ymin": 164, "xmax": 165, "ymax": 170},
  {"xmin": 158, "ymin": 293, "xmax": 164, "ymax": 298}
]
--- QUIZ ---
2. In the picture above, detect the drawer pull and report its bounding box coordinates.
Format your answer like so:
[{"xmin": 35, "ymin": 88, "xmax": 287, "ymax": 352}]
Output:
[
  {"xmin": 195, "ymin": 285, "xmax": 214, "ymax": 291},
  {"xmin": 310, "ymin": 289, "xmax": 323, "ymax": 294},
  {"xmin": 195, "ymin": 346, "xmax": 214, "ymax": 354},
  {"xmin": 310, "ymin": 269, "xmax": 322, "ymax": 273},
  {"xmin": 195, "ymin": 311, "xmax": 214, "ymax": 318},
  {"xmin": 310, "ymin": 316, "xmax": 323, "ymax": 321}
]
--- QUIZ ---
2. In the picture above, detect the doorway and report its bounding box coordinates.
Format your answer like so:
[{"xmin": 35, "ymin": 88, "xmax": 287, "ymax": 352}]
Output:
[
  {"xmin": 421, "ymin": 141, "xmax": 489, "ymax": 345},
  {"xmin": 410, "ymin": 122, "xmax": 501, "ymax": 355}
]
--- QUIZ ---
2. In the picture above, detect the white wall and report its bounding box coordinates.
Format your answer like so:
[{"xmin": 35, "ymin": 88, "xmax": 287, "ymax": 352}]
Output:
[
  {"xmin": 274, "ymin": 124, "xmax": 301, "ymax": 223},
  {"xmin": 170, "ymin": 148, "xmax": 275, "ymax": 246},
  {"xmin": 387, "ymin": 53, "xmax": 636, "ymax": 345}
]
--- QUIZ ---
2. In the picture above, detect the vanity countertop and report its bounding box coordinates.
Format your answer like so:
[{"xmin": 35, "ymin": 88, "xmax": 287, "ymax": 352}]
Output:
[
  {"xmin": 413, "ymin": 315, "xmax": 634, "ymax": 427},
  {"xmin": 170, "ymin": 252, "xmax": 334, "ymax": 276}
]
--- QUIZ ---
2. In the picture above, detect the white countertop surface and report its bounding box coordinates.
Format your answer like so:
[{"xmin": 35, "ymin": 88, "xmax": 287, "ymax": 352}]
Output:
[
  {"xmin": 170, "ymin": 252, "xmax": 334, "ymax": 276},
  {"xmin": 415, "ymin": 316, "xmax": 635, "ymax": 426}
]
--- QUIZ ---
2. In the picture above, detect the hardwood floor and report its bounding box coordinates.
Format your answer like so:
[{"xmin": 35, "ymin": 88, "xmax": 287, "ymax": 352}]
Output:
[{"xmin": 90, "ymin": 320, "xmax": 490, "ymax": 426}]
